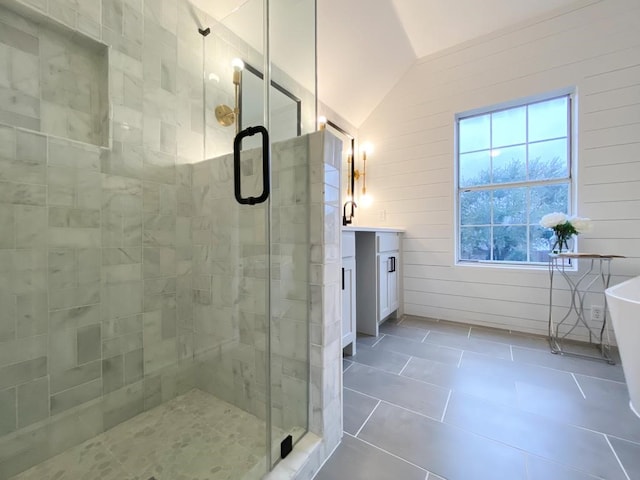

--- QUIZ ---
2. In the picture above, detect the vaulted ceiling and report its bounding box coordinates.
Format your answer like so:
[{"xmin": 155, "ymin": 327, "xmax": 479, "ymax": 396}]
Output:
[{"xmin": 318, "ymin": 0, "xmax": 582, "ymax": 127}]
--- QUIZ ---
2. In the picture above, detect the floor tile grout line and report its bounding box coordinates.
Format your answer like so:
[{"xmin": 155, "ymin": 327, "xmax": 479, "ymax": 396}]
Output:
[
  {"xmin": 502, "ymin": 347, "xmax": 624, "ymax": 384},
  {"xmin": 348, "ymin": 382, "xmax": 630, "ymax": 472},
  {"xmin": 524, "ymin": 453, "xmax": 609, "ymax": 480},
  {"xmin": 371, "ymin": 334, "xmax": 386, "ymax": 348},
  {"xmin": 607, "ymin": 433, "xmax": 640, "ymax": 447},
  {"xmin": 345, "ymin": 360, "xmax": 453, "ymax": 391},
  {"xmin": 343, "ymin": 431, "xmax": 431, "ymax": 475},
  {"xmin": 510, "ymin": 345, "xmax": 514, "ymax": 362},
  {"xmin": 343, "ymin": 361, "xmax": 354, "ymax": 374},
  {"xmin": 421, "ymin": 330, "xmax": 431, "ymax": 343},
  {"xmin": 457, "ymin": 350, "xmax": 464, "ymax": 368},
  {"xmin": 343, "ymin": 387, "xmax": 442, "ymax": 423},
  {"xmin": 440, "ymin": 390, "xmax": 452, "ymax": 422},
  {"xmin": 604, "ymin": 434, "xmax": 632, "ymax": 480},
  {"xmin": 571, "ymin": 372, "xmax": 587, "ymax": 399},
  {"xmin": 398, "ymin": 357, "xmax": 412, "ymax": 376},
  {"xmin": 354, "ymin": 400, "xmax": 381, "ymax": 437},
  {"xmin": 467, "ymin": 327, "xmax": 471, "ymax": 339},
  {"xmin": 351, "ymin": 373, "xmax": 636, "ymax": 446}
]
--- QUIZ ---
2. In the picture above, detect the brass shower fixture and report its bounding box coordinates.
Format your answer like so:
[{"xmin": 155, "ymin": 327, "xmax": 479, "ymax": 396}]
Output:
[{"xmin": 215, "ymin": 58, "xmax": 244, "ymax": 133}]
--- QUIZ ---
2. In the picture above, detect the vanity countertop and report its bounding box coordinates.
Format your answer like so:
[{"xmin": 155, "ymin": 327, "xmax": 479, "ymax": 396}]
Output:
[{"xmin": 342, "ymin": 226, "xmax": 405, "ymax": 233}]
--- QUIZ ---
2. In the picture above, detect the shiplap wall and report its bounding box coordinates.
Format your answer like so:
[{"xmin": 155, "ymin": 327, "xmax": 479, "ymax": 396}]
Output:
[{"xmin": 356, "ymin": 0, "xmax": 640, "ymax": 340}]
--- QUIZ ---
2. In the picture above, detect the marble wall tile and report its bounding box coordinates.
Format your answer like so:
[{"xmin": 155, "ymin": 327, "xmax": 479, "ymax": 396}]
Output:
[
  {"xmin": 102, "ymin": 331, "xmax": 143, "ymax": 358},
  {"xmin": 50, "ymin": 378, "xmax": 101, "ymax": 415},
  {"xmin": 16, "ymin": 292, "xmax": 47, "ymax": 337},
  {"xmin": 50, "ymin": 359, "xmax": 101, "ymax": 394},
  {"xmin": 0, "ymin": 387, "xmax": 16, "ymax": 435},
  {"xmin": 102, "ymin": 139, "xmax": 145, "ymax": 177},
  {"xmin": 49, "ymin": 285, "xmax": 100, "ymax": 311},
  {"xmin": 101, "ymin": 282, "xmax": 143, "ymax": 319},
  {"xmin": 124, "ymin": 348, "xmax": 143, "ymax": 383},
  {"xmin": 77, "ymin": 324, "xmax": 101, "ymax": 364},
  {"xmin": 0, "ymin": 181, "xmax": 46, "ymax": 206},
  {"xmin": 0, "ymin": 356, "xmax": 47, "ymax": 390},
  {"xmin": 14, "ymin": 206, "xmax": 45, "ymax": 248},
  {"xmin": 0, "ymin": 335, "xmax": 46, "ymax": 368},
  {"xmin": 103, "ymin": 355, "xmax": 124, "ymax": 393},
  {"xmin": 49, "ymin": 0, "xmax": 77, "ymax": 28},
  {"xmin": 16, "ymin": 376, "xmax": 48, "ymax": 428},
  {"xmin": 0, "ymin": 20, "xmax": 38, "ymax": 55},
  {"xmin": 0, "ymin": 205, "xmax": 15, "ymax": 249}
]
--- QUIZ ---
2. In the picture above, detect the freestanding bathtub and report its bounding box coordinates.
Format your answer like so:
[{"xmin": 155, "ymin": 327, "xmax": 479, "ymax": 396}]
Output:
[{"xmin": 606, "ymin": 275, "xmax": 640, "ymax": 419}]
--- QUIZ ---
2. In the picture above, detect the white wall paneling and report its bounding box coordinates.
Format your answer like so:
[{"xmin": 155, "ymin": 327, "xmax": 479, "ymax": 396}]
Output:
[{"xmin": 358, "ymin": 0, "xmax": 640, "ymax": 341}]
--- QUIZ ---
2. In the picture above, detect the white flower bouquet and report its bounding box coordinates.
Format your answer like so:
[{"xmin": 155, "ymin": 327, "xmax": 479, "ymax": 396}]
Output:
[{"xmin": 540, "ymin": 212, "xmax": 592, "ymax": 253}]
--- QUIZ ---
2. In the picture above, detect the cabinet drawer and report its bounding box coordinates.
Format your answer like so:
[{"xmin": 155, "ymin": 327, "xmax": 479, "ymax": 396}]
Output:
[
  {"xmin": 342, "ymin": 231, "xmax": 356, "ymax": 258},
  {"xmin": 377, "ymin": 232, "xmax": 399, "ymax": 253}
]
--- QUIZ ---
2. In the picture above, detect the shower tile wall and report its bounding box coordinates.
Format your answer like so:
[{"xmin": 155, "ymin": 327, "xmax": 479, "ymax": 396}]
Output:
[
  {"xmin": 0, "ymin": 0, "xmax": 320, "ymax": 478},
  {"xmin": 191, "ymin": 136, "xmax": 311, "ymax": 436},
  {"xmin": 0, "ymin": 0, "xmax": 270, "ymax": 477},
  {"xmin": 0, "ymin": 5, "xmax": 108, "ymax": 146}
]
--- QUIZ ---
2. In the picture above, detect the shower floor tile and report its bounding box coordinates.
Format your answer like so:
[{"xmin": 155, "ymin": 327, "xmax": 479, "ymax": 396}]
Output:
[{"xmin": 10, "ymin": 389, "xmax": 268, "ymax": 480}]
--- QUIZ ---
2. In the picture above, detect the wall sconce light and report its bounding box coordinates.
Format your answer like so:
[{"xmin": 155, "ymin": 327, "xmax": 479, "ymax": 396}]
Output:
[
  {"xmin": 215, "ymin": 58, "xmax": 244, "ymax": 133},
  {"xmin": 353, "ymin": 142, "xmax": 373, "ymax": 207},
  {"xmin": 318, "ymin": 116, "xmax": 327, "ymax": 131}
]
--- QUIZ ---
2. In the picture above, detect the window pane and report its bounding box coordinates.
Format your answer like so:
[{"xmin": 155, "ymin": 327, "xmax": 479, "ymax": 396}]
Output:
[
  {"xmin": 492, "ymin": 226, "xmax": 527, "ymax": 261},
  {"xmin": 492, "ymin": 187, "xmax": 526, "ymax": 224},
  {"xmin": 460, "ymin": 226, "xmax": 490, "ymax": 260},
  {"xmin": 492, "ymin": 106, "xmax": 525, "ymax": 147},
  {"xmin": 530, "ymin": 225, "xmax": 553, "ymax": 263},
  {"xmin": 460, "ymin": 150, "xmax": 491, "ymax": 187},
  {"xmin": 459, "ymin": 115, "xmax": 490, "ymax": 153},
  {"xmin": 457, "ymin": 94, "xmax": 572, "ymax": 265},
  {"xmin": 529, "ymin": 97, "xmax": 568, "ymax": 142},
  {"xmin": 528, "ymin": 139, "xmax": 568, "ymax": 180},
  {"xmin": 530, "ymin": 183, "xmax": 569, "ymax": 224},
  {"xmin": 460, "ymin": 190, "xmax": 491, "ymax": 225},
  {"xmin": 491, "ymin": 145, "xmax": 526, "ymax": 184}
]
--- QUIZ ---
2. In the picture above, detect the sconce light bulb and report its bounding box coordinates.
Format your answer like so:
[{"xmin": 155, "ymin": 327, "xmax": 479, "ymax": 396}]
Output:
[
  {"xmin": 231, "ymin": 58, "xmax": 245, "ymax": 72},
  {"xmin": 361, "ymin": 193, "xmax": 373, "ymax": 207},
  {"xmin": 318, "ymin": 116, "xmax": 327, "ymax": 130},
  {"xmin": 361, "ymin": 142, "xmax": 374, "ymax": 156}
]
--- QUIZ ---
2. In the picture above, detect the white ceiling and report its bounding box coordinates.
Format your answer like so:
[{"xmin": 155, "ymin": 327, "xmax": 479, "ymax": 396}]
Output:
[
  {"xmin": 319, "ymin": 0, "xmax": 582, "ymax": 127},
  {"xmin": 192, "ymin": 0, "xmax": 582, "ymax": 128}
]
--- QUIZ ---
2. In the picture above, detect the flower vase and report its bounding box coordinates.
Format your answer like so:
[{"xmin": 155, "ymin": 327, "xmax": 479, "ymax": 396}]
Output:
[{"xmin": 551, "ymin": 233, "xmax": 573, "ymax": 254}]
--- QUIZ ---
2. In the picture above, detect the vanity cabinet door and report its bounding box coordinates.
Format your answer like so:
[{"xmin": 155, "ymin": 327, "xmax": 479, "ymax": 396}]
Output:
[
  {"xmin": 342, "ymin": 256, "xmax": 356, "ymax": 354},
  {"xmin": 342, "ymin": 231, "xmax": 356, "ymax": 355}
]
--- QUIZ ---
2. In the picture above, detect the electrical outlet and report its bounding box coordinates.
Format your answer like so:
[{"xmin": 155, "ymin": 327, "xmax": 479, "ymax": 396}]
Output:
[{"xmin": 591, "ymin": 305, "xmax": 604, "ymax": 322}]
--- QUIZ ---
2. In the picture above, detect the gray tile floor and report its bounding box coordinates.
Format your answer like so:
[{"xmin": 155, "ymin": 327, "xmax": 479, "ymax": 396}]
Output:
[{"xmin": 314, "ymin": 315, "xmax": 640, "ymax": 480}]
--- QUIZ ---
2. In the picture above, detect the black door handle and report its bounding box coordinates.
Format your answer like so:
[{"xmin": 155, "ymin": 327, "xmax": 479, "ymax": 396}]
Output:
[
  {"xmin": 342, "ymin": 267, "xmax": 345, "ymax": 290},
  {"xmin": 233, "ymin": 125, "xmax": 270, "ymax": 205}
]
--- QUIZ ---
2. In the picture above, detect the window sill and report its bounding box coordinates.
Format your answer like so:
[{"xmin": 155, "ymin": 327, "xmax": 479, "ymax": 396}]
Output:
[{"xmin": 456, "ymin": 260, "xmax": 577, "ymax": 272}]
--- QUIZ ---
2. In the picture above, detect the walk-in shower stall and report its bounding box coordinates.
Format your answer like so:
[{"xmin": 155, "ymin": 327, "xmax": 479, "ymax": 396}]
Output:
[{"xmin": 0, "ymin": 0, "xmax": 319, "ymax": 478}]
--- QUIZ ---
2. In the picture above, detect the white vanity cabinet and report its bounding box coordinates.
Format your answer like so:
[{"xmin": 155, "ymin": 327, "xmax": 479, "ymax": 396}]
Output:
[
  {"xmin": 377, "ymin": 232, "xmax": 400, "ymax": 322},
  {"xmin": 341, "ymin": 231, "xmax": 356, "ymax": 355},
  {"xmin": 344, "ymin": 227, "xmax": 402, "ymax": 337}
]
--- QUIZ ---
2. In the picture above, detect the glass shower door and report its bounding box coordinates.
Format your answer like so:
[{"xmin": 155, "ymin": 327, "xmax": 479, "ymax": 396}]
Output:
[
  {"xmin": 196, "ymin": 1, "xmax": 273, "ymax": 477},
  {"xmin": 199, "ymin": 0, "xmax": 315, "ymax": 472}
]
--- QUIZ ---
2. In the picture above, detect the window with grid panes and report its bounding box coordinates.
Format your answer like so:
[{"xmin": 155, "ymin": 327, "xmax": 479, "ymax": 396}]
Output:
[{"xmin": 457, "ymin": 94, "xmax": 572, "ymax": 264}]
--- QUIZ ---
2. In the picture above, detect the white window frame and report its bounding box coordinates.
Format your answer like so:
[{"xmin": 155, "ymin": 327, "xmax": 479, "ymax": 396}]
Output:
[{"xmin": 454, "ymin": 90, "xmax": 576, "ymax": 267}]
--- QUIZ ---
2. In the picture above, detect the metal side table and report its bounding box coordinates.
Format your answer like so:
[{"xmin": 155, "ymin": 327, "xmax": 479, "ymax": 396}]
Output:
[{"xmin": 548, "ymin": 253, "xmax": 624, "ymax": 364}]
